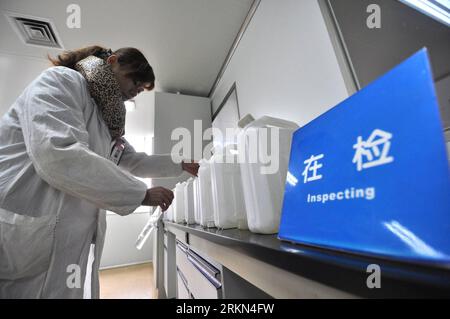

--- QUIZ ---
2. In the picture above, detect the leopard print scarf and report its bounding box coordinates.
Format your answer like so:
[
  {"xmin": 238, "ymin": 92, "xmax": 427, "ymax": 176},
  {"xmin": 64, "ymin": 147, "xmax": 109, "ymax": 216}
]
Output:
[{"xmin": 75, "ymin": 56, "xmax": 125, "ymax": 139}]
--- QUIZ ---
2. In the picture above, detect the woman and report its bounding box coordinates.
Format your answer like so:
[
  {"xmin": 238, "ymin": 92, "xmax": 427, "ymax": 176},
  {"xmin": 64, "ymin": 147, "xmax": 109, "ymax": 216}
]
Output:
[{"xmin": 0, "ymin": 45, "xmax": 198, "ymax": 298}]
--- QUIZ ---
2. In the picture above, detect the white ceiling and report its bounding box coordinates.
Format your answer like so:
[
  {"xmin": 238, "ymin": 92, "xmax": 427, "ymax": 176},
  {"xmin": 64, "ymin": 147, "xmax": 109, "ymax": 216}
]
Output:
[
  {"xmin": 0, "ymin": 0, "xmax": 254, "ymax": 96},
  {"xmin": 0, "ymin": 0, "xmax": 254, "ymax": 136}
]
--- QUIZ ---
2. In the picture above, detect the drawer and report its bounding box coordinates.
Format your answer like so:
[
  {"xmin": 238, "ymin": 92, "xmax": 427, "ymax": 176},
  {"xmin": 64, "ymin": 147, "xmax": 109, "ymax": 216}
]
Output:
[
  {"xmin": 177, "ymin": 269, "xmax": 190, "ymax": 299},
  {"xmin": 176, "ymin": 241, "xmax": 190, "ymax": 278},
  {"xmin": 175, "ymin": 240, "xmax": 222, "ymax": 299},
  {"xmin": 186, "ymin": 250, "xmax": 222, "ymax": 299}
]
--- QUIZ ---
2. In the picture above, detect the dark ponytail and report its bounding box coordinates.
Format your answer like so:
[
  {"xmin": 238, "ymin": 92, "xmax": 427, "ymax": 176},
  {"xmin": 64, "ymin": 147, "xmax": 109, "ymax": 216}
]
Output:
[
  {"xmin": 48, "ymin": 45, "xmax": 155, "ymax": 86},
  {"xmin": 48, "ymin": 45, "xmax": 108, "ymax": 69}
]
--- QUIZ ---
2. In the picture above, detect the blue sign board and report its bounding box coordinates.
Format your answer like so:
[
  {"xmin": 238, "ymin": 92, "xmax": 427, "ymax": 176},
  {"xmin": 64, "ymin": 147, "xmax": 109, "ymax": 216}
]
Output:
[{"xmin": 279, "ymin": 49, "xmax": 450, "ymax": 264}]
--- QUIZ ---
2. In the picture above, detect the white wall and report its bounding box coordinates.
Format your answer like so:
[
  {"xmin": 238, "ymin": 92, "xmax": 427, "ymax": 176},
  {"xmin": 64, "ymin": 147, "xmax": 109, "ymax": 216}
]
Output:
[
  {"xmin": 211, "ymin": 0, "xmax": 348, "ymax": 128},
  {"xmin": 100, "ymin": 210, "xmax": 154, "ymax": 269},
  {"xmin": 153, "ymin": 91, "xmax": 212, "ymax": 190},
  {"xmin": 0, "ymin": 53, "xmax": 48, "ymax": 116},
  {"xmin": 125, "ymin": 91, "xmax": 156, "ymax": 136}
]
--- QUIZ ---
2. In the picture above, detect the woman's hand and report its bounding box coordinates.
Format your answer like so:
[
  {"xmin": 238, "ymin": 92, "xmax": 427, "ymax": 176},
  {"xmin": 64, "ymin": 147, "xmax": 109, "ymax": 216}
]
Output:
[
  {"xmin": 182, "ymin": 160, "xmax": 199, "ymax": 176},
  {"xmin": 141, "ymin": 187, "xmax": 174, "ymax": 212}
]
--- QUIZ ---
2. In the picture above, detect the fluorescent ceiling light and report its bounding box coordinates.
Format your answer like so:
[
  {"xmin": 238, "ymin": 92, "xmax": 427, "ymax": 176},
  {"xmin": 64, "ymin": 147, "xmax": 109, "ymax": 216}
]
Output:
[
  {"xmin": 125, "ymin": 100, "xmax": 136, "ymax": 112},
  {"xmin": 399, "ymin": 0, "xmax": 450, "ymax": 27}
]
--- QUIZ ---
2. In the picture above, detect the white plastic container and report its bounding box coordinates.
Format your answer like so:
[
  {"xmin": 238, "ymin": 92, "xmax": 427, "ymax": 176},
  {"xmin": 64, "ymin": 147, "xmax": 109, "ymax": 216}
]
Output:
[
  {"xmin": 198, "ymin": 159, "xmax": 215, "ymax": 228},
  {"xmin": 174, "ymin": 182, "xmax": 186, "ymax": 224},
  {"xmin": 210, "ymin": 145, "xmax": 248, "ymax": 230},
  {"xmin": 192, "ymin": 178, "xmax": 201, "ymax": 224},
  {"xmin": 184, "ymin": 178, "xmax": 196, "ymax": 225},
  {"xmin": 238, "ymin": 116, "xmax": 298, "ymax": 234},
  {"xmin": 165, "ymin": 188, "xmax": 175, "ymax": 222}
]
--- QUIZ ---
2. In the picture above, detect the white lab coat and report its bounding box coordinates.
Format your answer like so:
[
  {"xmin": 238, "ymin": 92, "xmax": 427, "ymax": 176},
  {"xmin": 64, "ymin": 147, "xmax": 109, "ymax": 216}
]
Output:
[{"xmin": 0, "ymin": 66, "xmax": 182, "ymax": 298}]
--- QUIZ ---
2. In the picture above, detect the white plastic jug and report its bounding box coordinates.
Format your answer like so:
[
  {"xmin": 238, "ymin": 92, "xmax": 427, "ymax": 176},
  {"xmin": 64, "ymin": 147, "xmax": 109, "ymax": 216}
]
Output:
[
  {"xmin": 174, "ymin": 182, "xmax": 185, "ymax": 224},
  {"xmin": 192, "ymin": 178, "xmax": 201, "ymax": 224},
  {"xmin": 197, "ymin": 159, "xmax": 215, "ymax": 228},
  {"xmin": 184, "ymin": 178, "xmax": 196, "ymax": 225},
  {"xmin": 210, "ymin": 145, "xmax": 248, "ymax": 230},
  {"xmin": 238, "ymin": 116, "xmax": 298, "ymax": 234}
]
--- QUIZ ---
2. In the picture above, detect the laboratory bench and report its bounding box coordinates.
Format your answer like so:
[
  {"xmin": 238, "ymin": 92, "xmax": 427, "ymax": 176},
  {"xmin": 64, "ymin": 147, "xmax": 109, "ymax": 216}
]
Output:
[{"xmin": 154, "ymin": 221, "xmax": 450, "ymax": 299}]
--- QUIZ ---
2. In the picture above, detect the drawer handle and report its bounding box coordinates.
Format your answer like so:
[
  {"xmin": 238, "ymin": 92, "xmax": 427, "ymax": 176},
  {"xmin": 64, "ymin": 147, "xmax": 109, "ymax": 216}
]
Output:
[
  {"xmin": 177, "ymin": 267, "xmax": 189, "ymax": 289},
  {"xmin": 176, "ymin": 242, "xmax": 188, "ymax": 253},
  {"xmin": 187, "ymin": 255, "xmax": 222, "ymax": 289}
]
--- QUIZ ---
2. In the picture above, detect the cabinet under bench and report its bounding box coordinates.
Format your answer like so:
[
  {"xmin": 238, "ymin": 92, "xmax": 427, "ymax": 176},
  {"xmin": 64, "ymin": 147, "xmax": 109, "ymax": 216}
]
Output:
[{"xmin": 160, "ymin": 221, "xmax": 450, "ymax": 299}]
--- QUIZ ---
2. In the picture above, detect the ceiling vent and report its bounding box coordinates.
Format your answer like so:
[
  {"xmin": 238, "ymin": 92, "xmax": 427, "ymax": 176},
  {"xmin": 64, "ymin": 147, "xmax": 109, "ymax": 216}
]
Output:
[{"xmin": 5, "ymin": 12, "xmax": 64, "ymax": 49}]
